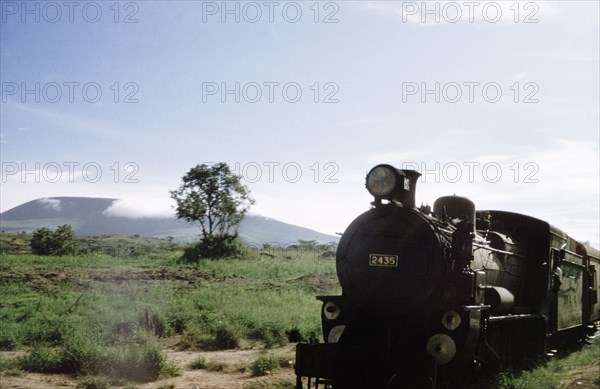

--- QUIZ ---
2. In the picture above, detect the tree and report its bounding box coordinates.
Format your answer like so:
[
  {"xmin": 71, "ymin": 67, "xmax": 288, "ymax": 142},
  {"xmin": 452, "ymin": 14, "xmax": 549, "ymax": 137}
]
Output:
[
  {"xmin": 170, "ymin": 163, "xmax": 255, "ymax": 259},
  {"xmin": 30, "ymin": 227, "xmax": 53, "ymax": 255},
  {"xmin": 52, "ymin": 224, "xmax": 79, "ymax": 255},
  {"xmin": 30, "ymin": 224, "xmax": 79, "ymax": 256}
]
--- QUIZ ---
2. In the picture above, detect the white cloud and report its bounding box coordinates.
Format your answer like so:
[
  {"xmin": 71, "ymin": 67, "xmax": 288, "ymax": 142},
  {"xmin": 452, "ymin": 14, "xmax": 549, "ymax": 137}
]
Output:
[
  {"xmin": 38, "ymin": 197, "xmax": 62, "ymax": 211},
  {"xmin": 102, "ymin": 197, "xmax": 175, "ymax": 219}
]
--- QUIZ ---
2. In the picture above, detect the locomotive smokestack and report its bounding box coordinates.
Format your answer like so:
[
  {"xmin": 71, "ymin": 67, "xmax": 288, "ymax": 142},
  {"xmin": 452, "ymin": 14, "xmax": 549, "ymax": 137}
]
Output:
[{"xmin": 397, "ymin": 169, "xmax": 421, "ymax": 208}]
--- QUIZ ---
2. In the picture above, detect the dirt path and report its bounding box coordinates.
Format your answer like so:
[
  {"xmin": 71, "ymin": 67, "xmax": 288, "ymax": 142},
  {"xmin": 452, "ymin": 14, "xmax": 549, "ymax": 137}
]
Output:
[
  {"xmin": 3, "ymin": 358, "xmax": 599, "ymax": 389},
  {"xmin": 2, "ymin": 343, "xmax": 598, "ymax": 388},
  {"xmin": 1, "ymin": 344, "xmax": 296, "ymax": 389},
  {"xmin": 141, "ymin": 344, "xmax": 297, "ymax": 389}
]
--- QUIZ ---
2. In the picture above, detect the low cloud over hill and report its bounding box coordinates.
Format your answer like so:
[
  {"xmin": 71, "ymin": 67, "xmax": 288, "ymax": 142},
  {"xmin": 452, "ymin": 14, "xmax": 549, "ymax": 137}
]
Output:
[{"xmin": 0, "ymin": 197, "xmax": 339, "ymax": 244}]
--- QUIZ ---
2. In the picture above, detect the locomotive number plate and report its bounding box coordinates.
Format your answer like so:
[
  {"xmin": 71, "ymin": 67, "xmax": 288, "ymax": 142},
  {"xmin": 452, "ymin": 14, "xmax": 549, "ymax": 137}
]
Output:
[{"xmin": 369, "ymin": 254, "xmax": 399, "ymax": 267}]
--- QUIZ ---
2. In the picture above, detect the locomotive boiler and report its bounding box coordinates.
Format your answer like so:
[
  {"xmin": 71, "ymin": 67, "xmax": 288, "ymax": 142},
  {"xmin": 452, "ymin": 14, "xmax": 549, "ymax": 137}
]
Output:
[{"xmin": 295, "ymin": 164, "xmax": 600, "ymax": 389}]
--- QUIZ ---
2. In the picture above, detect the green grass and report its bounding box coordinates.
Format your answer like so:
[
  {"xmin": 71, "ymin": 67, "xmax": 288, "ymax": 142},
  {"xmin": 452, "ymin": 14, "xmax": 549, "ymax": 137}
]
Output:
[
  {"xmin": 494, "ymin": 337, "xmax": 600, "ymax": 388},
  {"xmin": 251, "ymin": 353, "xmax": 280, "ymax": 377},
  {"xmin": 0, "ymin": 231, "xmax": 179, "ymax": 258},
  {"xmin": 189, "ymin": 355, "xmax": 226, "ymax": 371},
  {"xmin": 76, "ymin": 375, "xmax": 111, "ymax": 389},
  {"xmin": 0, "ymin": 244, "xmax": 338, "ymax": 383}
]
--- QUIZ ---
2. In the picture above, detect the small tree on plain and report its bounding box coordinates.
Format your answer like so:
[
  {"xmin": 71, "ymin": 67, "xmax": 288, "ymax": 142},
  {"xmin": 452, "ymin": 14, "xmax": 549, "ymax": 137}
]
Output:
[
  {"xmin": 30, "ymin": 227, "xmax": 54, "ymax": 255},
  {"xmin": 30, "ymin": 224, "xmax": 79, "ymax": 256},
  {"xmin": 170, "ymin": 163, "xmax": 255, "ymax": 259},
  {"xmin": 52, "ymin": 224, "xmax": 79, "ymax": 255}
]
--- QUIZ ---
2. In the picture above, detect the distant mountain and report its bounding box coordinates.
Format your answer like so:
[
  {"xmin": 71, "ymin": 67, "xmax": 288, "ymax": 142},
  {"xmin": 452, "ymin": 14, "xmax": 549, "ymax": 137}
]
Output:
[{"xmin": 0, "ymin": 197, "xmax": 339, "ymax": 244}]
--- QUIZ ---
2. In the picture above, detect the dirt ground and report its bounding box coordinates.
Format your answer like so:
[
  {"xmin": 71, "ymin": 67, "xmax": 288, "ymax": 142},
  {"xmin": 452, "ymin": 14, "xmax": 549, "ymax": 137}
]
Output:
[
  {"xmin": 3, "ymin": 347, "xmax": 599, "ymax": 389},
  {"xmin": 556, "ymin": 360, "xmax": 600, "ymax": 389},
  {"xmin": 0, "ymin": 343, "xmax": 297, "ymax": 389}
]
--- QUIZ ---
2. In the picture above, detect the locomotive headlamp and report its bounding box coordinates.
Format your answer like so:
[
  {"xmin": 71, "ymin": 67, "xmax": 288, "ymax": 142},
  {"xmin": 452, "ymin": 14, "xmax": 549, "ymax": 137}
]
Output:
[
  {"xmin": 366, "ymin": 165, "xmax": 421, "ymax": 207},
  {"xmin": 366, "ymin": 164, "xmax": 398, "ymax": 198}
]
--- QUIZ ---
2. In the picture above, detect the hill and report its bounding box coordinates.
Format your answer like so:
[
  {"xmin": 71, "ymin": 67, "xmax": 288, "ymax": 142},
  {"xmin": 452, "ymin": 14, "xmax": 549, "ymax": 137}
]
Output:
[{"xmin": 0, "ymin": 197, "xmax": 339, "ymax": 244}]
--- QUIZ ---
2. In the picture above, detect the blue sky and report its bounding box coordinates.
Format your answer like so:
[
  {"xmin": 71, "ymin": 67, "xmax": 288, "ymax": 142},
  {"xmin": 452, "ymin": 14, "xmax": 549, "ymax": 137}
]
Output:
[{"xmin": 1, "ymin": 1, "xmax": 598, "ymax": 246}]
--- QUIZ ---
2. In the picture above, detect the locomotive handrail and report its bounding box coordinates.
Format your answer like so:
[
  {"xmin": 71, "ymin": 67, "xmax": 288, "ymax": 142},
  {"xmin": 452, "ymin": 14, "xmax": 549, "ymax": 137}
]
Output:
[
  {"xmin": 473, "ymin": 242, "xmax": 524, "ymax": 258},
  {"xmin": 488, "ymin": 313, "xmax": 543, "ymax": 322},
  {"xmin": 560, "ymin": 248, "xmax": 585, "ymax": 259},
  {"xmin": 473, "ymin": 243, "xmax": 515, "ymax": 255},
  {"xmin": 462, "ymin": 304, "xmax": 491, "ymax": 311}
]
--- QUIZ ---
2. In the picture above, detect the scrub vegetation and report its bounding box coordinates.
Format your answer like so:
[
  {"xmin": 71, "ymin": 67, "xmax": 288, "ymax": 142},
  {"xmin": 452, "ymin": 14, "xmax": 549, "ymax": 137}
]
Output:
[
  {"xmin": 493, "ymin": 337, "xmax": 600, "ymax": 389},
  {"xmin": 0, "ymin": 233, "xmax": 338, "ymax": 386}
]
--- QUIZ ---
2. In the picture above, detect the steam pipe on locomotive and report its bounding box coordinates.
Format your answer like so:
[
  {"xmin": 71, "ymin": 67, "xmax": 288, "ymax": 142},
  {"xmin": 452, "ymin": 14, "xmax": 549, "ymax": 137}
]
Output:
[{"xmin": 295, "ymin": 164, "xmax": 600, "ymax": 389}]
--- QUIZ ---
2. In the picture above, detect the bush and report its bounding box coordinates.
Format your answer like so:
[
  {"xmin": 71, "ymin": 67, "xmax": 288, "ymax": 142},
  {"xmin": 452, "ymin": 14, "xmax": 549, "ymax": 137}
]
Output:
[
  {"xmin": 30, "ymin": 227, "xmax": 54, "ymax": 255},
  {"xmin": 18, "ymin": 315, "xmax": 67, "ymax": 346},
  {"xmin": 187, "ymin": 324, "xmax": 241, "ymax": 350},
  {"xmin": 168, "ymin": 315, "xmax": 186, "ymax": 334},
  {"xmin": 181, "ymin": 236, "xmax": 244, "ymax": 262},
  {"xmin": 18, "ymin": 346, "xmax": 73, "ymax": 373},
  {"xmin": 190, "ymin": 355, "xmax": 225, "ymax": 371},
  {"xmin": 0, "ymin": 354, "xmax": 13, "ymax": 371},
  {"xmin": 18, "ymin": 336, "xmax": 180, "ymax": 383},
  {"xmin": 214, "ymin": 326, "xmax": 240, "ymax": 349},
  {"xmin": 251, "ymin": 354, "xmax": 279, "ymax": 377},
  {"xmin": 138, "ymin": 310, "xmax": 167, "ymax": 338},
  {"xmin": 0, "ymin": 335, "xmax": 17, "ymax": 351},
  {"xmin": 30, "ymin": 225, "xmax": 78, "ymax": 256},
  {"xmin": 85, "ymin": 343, "xmax": 169, "ymax": 382},
  {"xmin": 181, "ymin": 243, "xmax": 203, "ymax": 263},
  {"xmin": 249, "ymin": 325, "xmax": 287, "ymax": 348},
  {"xmin": 190, "ymin": 356, "xmax": 209, "ymax": 369},
  {"xmin": 286, "ymin": 327, "xmax": 320, "ymax": 343}
]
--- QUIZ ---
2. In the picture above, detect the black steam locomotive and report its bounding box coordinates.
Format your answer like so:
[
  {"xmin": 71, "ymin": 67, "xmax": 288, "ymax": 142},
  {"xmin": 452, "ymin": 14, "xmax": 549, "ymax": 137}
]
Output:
[{"xmin": 295, "ymin": 165, "xmax": 600, "ymax": 388}]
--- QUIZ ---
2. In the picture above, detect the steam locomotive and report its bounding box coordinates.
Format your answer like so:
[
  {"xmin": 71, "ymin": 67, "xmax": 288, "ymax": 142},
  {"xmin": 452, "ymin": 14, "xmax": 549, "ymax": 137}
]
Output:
[{"xmin": 295, "ymin": 165, "xmax": 600, "ymax": 389}]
